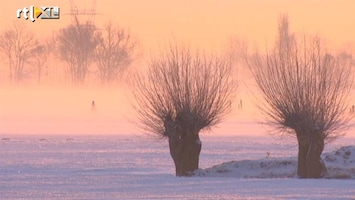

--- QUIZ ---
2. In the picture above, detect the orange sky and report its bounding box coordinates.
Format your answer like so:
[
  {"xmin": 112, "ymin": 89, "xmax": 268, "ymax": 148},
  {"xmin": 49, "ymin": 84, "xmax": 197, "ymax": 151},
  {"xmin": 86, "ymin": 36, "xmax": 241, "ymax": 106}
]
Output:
[
  {"xmin": 1, "ymin": 0, "xmax": 355, "ymax": 136},
  {"xmin": 2, "ymin": 0, "xmax": 355, "ymax": 53}
]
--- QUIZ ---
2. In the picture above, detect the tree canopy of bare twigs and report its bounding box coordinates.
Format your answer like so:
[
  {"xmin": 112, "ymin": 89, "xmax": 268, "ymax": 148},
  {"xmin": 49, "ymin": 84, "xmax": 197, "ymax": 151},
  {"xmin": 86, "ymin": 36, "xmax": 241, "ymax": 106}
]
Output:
[
  {"xmin": 94, "ymin": 22, "xmax": 136, "ymax": 84},
  {"xmin": 31, "ymin": 36, "xmax": 56, "ymax": 83},
  {"xmin": 0, "ymin": 22, "xmax": 38, "ymax": 82},
  {"xmin": 133, "ymin": 46, "xmax": 235, "ymax": 137},
  {"xmin": 57, "ymin": 16, "xmax": 100, "ymax": 84},
  {"xmin": 132, "ymin": 45, "xmax": 236, "ymax": 176},
  {"xmin": 247, "ymin": 15, "xmax": 353, "ymax": 178}
]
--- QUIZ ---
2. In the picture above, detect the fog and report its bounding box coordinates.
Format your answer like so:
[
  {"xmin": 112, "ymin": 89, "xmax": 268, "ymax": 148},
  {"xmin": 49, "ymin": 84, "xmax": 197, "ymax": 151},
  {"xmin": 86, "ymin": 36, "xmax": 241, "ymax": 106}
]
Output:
[
  {"xmin": 0, "ymin": 83, "xmax": 267, "ymax": 136},
  {"xmin": 1, "ymin": 1, "xmax": 355, "ymax": 137},
  {"xmin": 1, "ymin": 83, "xmax": 355, "ymax": 138},
  {"xmin": 0, "ymin": 85, "xmax": 135, "ymax": 135}
]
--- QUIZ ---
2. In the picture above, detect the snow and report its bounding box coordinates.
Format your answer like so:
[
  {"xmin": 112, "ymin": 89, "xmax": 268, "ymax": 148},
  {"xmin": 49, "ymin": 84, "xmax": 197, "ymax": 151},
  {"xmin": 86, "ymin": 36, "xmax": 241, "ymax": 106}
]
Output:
[
  {"xmin": 324, "ymin": 146, "xmax": 355, "ymax": 179},
  {"xmin": 1, "ymin": 134, "xmax": 355, "ymax": 199},
  {"xmin": 194, "ymin": 145, "xmax": 355, "ymax": 179}
]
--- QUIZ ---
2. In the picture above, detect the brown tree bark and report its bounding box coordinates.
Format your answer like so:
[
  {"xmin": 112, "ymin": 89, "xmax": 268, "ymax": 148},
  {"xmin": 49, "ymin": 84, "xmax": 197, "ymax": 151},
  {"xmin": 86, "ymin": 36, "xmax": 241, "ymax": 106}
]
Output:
[
  {"xmin": 168, "ymin": 133, "xmax": 202, "ymax": 176},
  {"xmin": 306, "ymin": 138, "xmax": 326, "ymax": 178},
  {"xmin": 168, "ymin": 133, "xmax": 183, "ymax": 176},
  {"xmin": 165, "ymin": 116, "xmax": 202, "ymax": 176},
  {"xmin": 296, "ymin": 134, "xmax": 326, "ymax": 178},
  {"xmin": 297, "ymin": 137, "xmax": 308, "ymax": 178},
  {"xmin": 180, "ymin": 133, "xmax": 201, "ymax": 175}
]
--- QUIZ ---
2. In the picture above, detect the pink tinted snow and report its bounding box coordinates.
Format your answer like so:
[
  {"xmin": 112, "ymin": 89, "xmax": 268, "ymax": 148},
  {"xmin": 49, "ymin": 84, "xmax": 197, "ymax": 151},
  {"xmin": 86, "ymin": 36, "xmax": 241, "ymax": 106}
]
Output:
[{"xmin": 194, "ymin": 145, "xmax": 355, "ymax": 179}]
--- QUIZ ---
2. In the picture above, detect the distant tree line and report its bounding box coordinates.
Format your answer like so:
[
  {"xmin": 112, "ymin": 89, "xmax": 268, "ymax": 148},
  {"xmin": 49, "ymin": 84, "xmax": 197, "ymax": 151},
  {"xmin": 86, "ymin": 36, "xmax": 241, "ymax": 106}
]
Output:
[{"xmin": 0, "ymin": 14, "xmax": 136, "ymax": 85}]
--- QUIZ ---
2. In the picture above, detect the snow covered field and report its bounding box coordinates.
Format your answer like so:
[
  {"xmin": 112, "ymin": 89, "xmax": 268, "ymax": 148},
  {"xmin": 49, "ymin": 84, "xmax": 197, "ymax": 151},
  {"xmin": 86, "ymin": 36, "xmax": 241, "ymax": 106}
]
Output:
[{"xmin": 1, "ymin": 133, "xmax": 354, "ymax": 199}]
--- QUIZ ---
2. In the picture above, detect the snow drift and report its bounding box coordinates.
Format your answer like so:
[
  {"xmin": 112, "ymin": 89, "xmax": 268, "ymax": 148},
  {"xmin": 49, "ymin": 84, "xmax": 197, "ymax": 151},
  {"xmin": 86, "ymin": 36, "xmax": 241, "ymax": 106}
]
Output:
[{"xmin": 194, "ymin": 146, "xmax": 355, "ymax": 179}]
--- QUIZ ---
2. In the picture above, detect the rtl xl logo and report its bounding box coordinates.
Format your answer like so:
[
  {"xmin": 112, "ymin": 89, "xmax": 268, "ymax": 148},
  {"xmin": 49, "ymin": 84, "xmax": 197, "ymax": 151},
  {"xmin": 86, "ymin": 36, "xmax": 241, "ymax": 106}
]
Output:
[{"xmin": 17, "ymin": 6, "xmax": 60, "ymax": 22}]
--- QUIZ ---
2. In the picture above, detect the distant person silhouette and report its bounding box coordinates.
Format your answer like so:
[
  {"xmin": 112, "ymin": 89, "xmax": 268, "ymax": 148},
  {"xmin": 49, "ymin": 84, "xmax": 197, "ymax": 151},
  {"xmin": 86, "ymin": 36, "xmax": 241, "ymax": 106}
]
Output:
[
  {"xmin": 238, "ymin": 99, "xmax": 243, "ymax": 110},
  {"xmin": 91, "ymin": 100, "xmax": 96, "ymax": 112}
]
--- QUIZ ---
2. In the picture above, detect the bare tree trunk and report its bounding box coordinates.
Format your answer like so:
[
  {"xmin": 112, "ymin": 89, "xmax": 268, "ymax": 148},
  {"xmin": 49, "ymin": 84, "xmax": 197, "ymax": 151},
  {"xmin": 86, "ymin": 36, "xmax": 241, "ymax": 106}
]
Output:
[
  {"xmin": 38, "ymin": 66, "xmax": 42, "ymax": 83},
  {"xmin": 306, "ymin": 138, "xmax": 326, "ymax": 178},
  {"xmin": 165, "ymin": 116, "xmax": 183, "ymax": 176},
  {"xmin": 165, "ymin": 116, "xmax": 202, "ymax": 176},
  {"xmin": 297, "ymin": 136, "xmax": 308, "ymax": 178},
  {"xmin": 168, "ymin": 135, "xmax": 183, "ymax": 176},
  {"xmin": 297, "ymin": 134, "xmax": 326, "ymax": 178},
  {"xmin": 9, "ymin": 60, "xmax": 12, "ymax": 82},
  {"xmin": 168, "ymin": 131, "xmax": 201, "ymax": 176},
  {"xmin": 180, "ymin": 132, "xmax": 201, "ymax": 175}
]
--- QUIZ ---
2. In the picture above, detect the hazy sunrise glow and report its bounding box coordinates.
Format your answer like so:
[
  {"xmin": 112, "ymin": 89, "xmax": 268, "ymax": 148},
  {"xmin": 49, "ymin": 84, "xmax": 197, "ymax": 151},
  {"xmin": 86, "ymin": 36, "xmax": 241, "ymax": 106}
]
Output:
[{"xmin": 1, "ymin": 0, "xmax": 354, "ymax": 136}]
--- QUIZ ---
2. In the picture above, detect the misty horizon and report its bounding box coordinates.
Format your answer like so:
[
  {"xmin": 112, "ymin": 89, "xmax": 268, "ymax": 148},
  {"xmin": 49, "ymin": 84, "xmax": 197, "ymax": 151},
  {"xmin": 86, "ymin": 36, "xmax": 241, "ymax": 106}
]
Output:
[{"xmin": 1, "ymin": 1, "xmax": 355, "ymax": 138}]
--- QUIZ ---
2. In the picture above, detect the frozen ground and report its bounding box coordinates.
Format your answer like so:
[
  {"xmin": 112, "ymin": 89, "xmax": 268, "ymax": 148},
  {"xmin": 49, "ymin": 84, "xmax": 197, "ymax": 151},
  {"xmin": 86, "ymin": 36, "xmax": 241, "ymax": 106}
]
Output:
[
  {"xmin": 194, "ymin": 145, "xmax": 355, "ymax": 179},
  {"xmin": 1, "ymin": 134, "xmax": 355, "ymax": 199}
]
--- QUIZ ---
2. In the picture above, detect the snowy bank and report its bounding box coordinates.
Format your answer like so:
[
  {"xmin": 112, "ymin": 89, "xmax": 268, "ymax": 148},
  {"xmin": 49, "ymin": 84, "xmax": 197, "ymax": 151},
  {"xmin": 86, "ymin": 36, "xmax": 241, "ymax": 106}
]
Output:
[{"xmin": 194, "ymin": 146, "xmax": 355, "ymax": 179}]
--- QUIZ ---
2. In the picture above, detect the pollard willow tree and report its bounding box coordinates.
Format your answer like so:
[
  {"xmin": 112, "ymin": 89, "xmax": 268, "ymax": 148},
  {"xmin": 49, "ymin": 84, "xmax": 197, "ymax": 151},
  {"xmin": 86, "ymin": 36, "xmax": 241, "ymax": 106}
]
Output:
[
  {"xmin": 247, "ymin": 16, "xmax": 353, "ymax": 178},
  {"xmin": 132, "ymin": 45, "xmax": 236, "ymax": 176}
]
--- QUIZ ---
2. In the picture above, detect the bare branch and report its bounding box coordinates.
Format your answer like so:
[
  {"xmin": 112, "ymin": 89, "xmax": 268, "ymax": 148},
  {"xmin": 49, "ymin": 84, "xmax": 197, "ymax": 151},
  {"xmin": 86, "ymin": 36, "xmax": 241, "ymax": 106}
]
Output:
[
  {"xmin": 57, "ymin": 15, "xmax": 99, "ymax": 84},
  {"xmin": 247, "ymin": 15, "xmax": 353, "ymax": 178},
  {"xmin": 94, "ymin": 21, "xmax": 136, "ymax": 84},
  {"xmin": 131, "ymin": 44, "xmax": 236, "ymax": 138},
  {"xmin": 0, "ymin": 22, "xmax": 37, "ymax": 82},
  {"xmin": 248, "ymin": 15, "xmax": 353, "ymax": 142}
]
